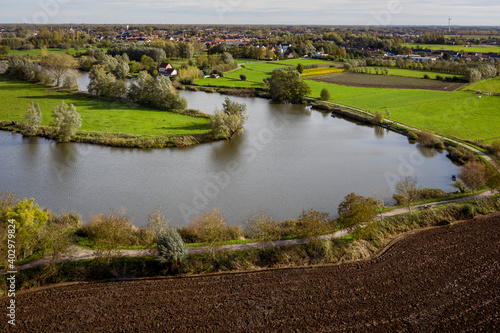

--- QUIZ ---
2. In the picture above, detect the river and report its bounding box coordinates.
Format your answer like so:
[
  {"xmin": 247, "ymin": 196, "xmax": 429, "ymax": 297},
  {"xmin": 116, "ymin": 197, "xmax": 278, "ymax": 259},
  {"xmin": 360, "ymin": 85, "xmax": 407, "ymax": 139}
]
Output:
[{"xmin": 0, "ymin": 73, "xmax": 460, "ymax": 227}]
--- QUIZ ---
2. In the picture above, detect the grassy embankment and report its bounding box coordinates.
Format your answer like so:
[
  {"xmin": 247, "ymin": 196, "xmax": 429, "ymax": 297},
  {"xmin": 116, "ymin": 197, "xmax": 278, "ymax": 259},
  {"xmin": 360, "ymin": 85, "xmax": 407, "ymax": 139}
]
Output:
[
  {"xmin": 5, "ymin": 196, "xmax": 500, "ymax": 292},
  {"xmin": 0, "ymin": 77, "xmax": 212, "ymax": 147}
]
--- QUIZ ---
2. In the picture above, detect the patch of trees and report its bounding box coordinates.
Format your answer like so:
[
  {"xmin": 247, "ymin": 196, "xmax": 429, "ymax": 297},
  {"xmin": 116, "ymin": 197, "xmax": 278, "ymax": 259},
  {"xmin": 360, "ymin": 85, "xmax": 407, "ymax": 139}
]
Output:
[
  {"xmin": 87, "ymin": 65, "xmax": 187, "ymax": 110},
  {"xmin": 107, "ymin": 44, "xmax": 166, "ymax": 62},
  {"xmin": 465, "ymin": 63, "xmax": 497, "ymax": 83},
  {"xmin": 266, "ymin": 70, "xmax": 311, "ymax": 104}
]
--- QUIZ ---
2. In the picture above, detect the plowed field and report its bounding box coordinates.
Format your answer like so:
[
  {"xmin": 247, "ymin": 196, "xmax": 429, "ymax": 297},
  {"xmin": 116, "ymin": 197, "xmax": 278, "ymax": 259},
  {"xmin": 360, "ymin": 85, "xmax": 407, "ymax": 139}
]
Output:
[{"xmin": 2, "ymin": 214, "xmax": 499, "ymax": 332}]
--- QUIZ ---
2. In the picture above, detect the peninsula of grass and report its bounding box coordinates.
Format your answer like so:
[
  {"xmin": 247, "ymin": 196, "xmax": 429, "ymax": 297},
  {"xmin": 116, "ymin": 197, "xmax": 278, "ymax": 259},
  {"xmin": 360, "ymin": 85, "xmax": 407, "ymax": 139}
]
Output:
[{"xmin": 0, "ymin": 76, "xmax": 212, "ymax": 147}]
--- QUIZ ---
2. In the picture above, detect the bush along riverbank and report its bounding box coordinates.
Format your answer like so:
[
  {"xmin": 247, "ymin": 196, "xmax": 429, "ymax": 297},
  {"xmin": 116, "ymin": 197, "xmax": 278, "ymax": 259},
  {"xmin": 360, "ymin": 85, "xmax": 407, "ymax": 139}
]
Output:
[{"xmin": 1, "ymin": 192, "xmax": 499, "ymax": 294}]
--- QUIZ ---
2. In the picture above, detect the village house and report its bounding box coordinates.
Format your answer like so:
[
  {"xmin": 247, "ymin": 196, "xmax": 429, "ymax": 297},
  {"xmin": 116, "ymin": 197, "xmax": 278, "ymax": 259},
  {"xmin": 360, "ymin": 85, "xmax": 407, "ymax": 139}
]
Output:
[{"xmin": 158, "ymin": 62, "xmax": 178, "ymax": 78}]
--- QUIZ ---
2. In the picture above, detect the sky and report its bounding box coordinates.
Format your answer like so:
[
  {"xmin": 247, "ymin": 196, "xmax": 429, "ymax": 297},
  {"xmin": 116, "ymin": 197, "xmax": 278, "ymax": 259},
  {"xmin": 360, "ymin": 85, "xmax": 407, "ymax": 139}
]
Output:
[{"xmin": 1, "ymin": 0, "xmax": 499, "ymax": 26}]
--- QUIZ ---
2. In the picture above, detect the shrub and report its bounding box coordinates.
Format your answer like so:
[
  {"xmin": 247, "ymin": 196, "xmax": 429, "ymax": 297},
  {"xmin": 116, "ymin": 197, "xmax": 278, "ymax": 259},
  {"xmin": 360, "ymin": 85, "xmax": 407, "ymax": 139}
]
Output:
[
  {"xmin": 417, "ymin": 131, "xmax": 445, "ymax": 149},
  {"xmin": 297, "ymin": 209, "xmax": 332, "ymax": 239},
  {"xmin": 81, "ymin": 210, "xmax": 153, "ymax": 248},
  {"xmin": 407, "ymin": 131, "xmax": 418, "ymax": 140},
  {"xmin": 423, "ymin": 74, "xmax": 430, "ymax": 79},
  {"xmin": 188, "ymin": 208, "xmax": 243, "ymax": 244},
  {"xmin": 418, "ymin": 188, "xmax": 447, "ymax": 200},
  {"xmin": 156, "ymin": 228, "xmax": 187, "ymax": 269},
  {"xmin": 181, "ymin": 77, "xmax": 195, "ymax": 85},
  {"xmin": 320, "ymin": 88, "xmax": 331, "ymax": 101},
  {"xmin": 240, "ymin": 74, "xmax": 247, "ymax": 81},
  {"xmin": 373, "ymin": 111, "xmax": 384, "ymax": 124},
  {"xmin": 245, "ymin": 213, "xmax": 281, "ymax": 241},
  {"xmin": 446, "ymin": 146, "xmax": 477, "ymax": 164},
  {"xmin": 435, "ymin": 75, "xmax": 443, "ymax": 80}
]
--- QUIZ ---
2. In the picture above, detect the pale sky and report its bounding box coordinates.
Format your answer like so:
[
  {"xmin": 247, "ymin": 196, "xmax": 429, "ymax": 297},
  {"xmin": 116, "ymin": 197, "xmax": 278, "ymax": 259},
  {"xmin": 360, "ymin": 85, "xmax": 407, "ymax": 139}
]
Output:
[{"xmin": 1, "ymin": 0, "xmax": 499, "ymax": 26}]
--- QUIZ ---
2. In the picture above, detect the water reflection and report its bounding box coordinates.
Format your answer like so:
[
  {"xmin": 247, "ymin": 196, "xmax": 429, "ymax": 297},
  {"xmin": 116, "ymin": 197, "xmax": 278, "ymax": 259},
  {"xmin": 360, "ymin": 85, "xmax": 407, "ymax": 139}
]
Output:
[{"xmin": 0, "ymin": 89, "xmax": 460, "ymax": 226}]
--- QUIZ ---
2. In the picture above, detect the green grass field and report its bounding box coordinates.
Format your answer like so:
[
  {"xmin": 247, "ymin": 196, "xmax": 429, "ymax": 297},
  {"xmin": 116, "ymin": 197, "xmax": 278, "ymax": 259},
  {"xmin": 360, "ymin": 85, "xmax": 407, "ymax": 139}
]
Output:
[
  {"xmin": 273, "ymin": 59, "xmax": 335, "ymax": 66},
  {"xmin": 306, "ymin": 80, "xmax": 500, "ymax": 141},
  {"xmin": 241, "ymin": 62, "xmax": 287, "ymax": 72},
  {"xmin": 0, "ymin": 77, "xmax": 211, "ymax": 136},
  {"xmin": 403, "ymin": 43, "xmax": 500, "ymax": 53},
  {"xmin": 225, "ymin": 68, "xmax": 269, "ymax": 82},
  {"xmin": 465, "ymin": 76, "xmax": 500, "ymax": 93},
  {"xmin": 8, "ymin": 48, "xmax": 90, "ymax": 56},
  {"xmin": 195, "ymin": 76, "xmax": 262, "ymax": 88},
  {"xmin": 381, "ymin": 68, "xmax": 465, "ymax": 80}
]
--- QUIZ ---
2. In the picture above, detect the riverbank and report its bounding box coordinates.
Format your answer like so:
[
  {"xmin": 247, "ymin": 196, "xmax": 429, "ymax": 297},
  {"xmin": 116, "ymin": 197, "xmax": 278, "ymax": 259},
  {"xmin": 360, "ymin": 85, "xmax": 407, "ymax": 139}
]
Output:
[
  {"xmin": 2, "ymin": 194, "xmax": 499, "ymax": 294},
  {"xmin": 0, "ymin": 76, "xmax": 217, "ymax": 148}
]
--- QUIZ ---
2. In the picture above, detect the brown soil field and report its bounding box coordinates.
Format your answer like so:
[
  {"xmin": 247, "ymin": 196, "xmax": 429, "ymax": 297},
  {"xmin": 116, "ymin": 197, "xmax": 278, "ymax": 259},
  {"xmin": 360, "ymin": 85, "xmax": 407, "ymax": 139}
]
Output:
[
  {"xmin": 308, "ymin": 72, "xmax": 467, "ymax": 91},
  {"xmin": 2, "ymin": 214, "xmax": 499, "ymax": 332}
]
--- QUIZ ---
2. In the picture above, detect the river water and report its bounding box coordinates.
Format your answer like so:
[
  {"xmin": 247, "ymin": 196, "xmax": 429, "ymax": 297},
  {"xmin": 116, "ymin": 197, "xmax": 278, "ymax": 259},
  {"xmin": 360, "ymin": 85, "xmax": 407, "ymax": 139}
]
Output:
[{"xmin": 0, "ymin": 73, "xmax": 460, "ymax": 227}]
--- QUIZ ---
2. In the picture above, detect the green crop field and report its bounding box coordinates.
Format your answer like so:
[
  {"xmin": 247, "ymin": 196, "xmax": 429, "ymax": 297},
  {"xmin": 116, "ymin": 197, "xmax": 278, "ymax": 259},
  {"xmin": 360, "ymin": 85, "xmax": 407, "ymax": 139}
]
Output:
[
  {"xmin": 0, "ymin": 77, "xmax": 211, "ymax": 136},
  {"xmin": 306, "ymin": 80, "xmax": 500, "ymax": 141},
  {"xmin": 274, "ymin": 59, "xmax": 335, "ymax": 66},
  {"xmin": 8, "ymin": 48, "xmax": 90, "ymax": 56},
  {"xmin": 380, "ymin": 68, "xmax": 465, "ymax": 80},
  {"xmin": 403, "ymin": 43, "xmax": 500, "ymax": 53},
  {"xmin": 465, "ymin": 76, "xmax": 500, "ymax": 94}
]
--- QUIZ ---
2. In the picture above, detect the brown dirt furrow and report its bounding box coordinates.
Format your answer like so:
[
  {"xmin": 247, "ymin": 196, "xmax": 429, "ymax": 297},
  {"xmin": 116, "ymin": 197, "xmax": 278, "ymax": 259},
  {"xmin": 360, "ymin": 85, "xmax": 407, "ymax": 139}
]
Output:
[{"xmin": 1, "ymin": 214, "xmax": 499, "ymax": 332}]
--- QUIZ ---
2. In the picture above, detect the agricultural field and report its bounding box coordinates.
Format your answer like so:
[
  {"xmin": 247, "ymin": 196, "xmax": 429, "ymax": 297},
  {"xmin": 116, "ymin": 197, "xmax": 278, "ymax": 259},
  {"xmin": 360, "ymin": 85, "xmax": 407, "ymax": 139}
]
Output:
[
  {"xmin": 5, "ymin": 213, "xmax": 498, "ymax": 331},
  {"xmin": 8, "ymin": 48, "xmax": 89, "ymax": 56},
  {"xmin": 301, "ymin": 67, "xmax": 344, "ymax": 77},
  {"xmin": 0, "ymin": 77, "xmax": 211, "ymax": 136},
  {"xmin": 403, "ymin": 43, "xmax": 500, "ymax": 53},
  {"xmin": 378, "ymin": 68, "xmax": 465, "ymax": 80},
  {"xmin": 465, "ymin": 76, "xmax": 500, "ymax": 94},
  {"xmin": 273, "ymin": 58, "xmax": 337, "ymax": 67},
  {"xmin": 307, "ymin": 72, "xmax": 466, "ymax": 91},
  {"xmin": 306, "ymin": 79, "xmax": 499, "ymax": 141}
]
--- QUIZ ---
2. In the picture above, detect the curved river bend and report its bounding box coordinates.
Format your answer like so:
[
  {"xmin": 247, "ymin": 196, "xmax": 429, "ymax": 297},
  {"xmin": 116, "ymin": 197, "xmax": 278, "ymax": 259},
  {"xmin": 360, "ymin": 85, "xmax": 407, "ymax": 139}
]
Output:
[{"xmin": 0, "ymin": 81, "xmax": 459, "ymax": 226}]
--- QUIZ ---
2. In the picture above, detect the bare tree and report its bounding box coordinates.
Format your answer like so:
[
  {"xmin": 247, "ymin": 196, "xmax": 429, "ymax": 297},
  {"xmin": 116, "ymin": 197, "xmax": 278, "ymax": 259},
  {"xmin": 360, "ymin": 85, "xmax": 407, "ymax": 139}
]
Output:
[
  {"xmin": 459, "ymin": 161, "xmax": 487, "ymax": 198},
  {"xmin": 395, "ymin": 176, "xmax": 419, "ymax": 214}
]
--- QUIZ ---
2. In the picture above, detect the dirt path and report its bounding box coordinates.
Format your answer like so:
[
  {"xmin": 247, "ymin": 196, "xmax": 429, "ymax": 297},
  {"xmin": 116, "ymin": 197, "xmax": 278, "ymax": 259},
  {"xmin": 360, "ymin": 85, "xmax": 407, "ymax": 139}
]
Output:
[{"xmin": 3, "ymin": 213, "xmax": 498, "ymax": 332}]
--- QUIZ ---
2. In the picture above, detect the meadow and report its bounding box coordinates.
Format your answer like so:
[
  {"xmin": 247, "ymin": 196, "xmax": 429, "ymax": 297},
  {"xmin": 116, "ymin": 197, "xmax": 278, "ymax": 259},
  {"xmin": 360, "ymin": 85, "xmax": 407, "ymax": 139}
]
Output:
[
  {"xmin": 306, "ymin": 80, "xmax": 500, "ymax": 142},
  {"xmin": 193, "ymin": 58, "xmax": 499, "ymax": 142},
  {"xmin": 403, "ymin": 43, "xmax": 500, "ymax": 53},
  {"xmin": 380, "ymin": 68, "xmax": 465, "ymax": 80},
  {"xmin": 0, "ymin": 77, "xmax": 211, "ymax": 136},
  {"xmin": 8, "ymin": 48, "xmax": 90, "ymax": 56},
  {"xmin": 465, "ymin": 76, "xmax": 500, "ymax": 93}
]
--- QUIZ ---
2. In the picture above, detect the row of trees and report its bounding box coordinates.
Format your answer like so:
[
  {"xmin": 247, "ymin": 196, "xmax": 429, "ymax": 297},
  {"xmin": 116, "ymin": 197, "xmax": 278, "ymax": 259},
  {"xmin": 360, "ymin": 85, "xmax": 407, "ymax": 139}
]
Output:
[{"xmin": 22, "ymin": 101, "xmax": 82, "ymax": 142}]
